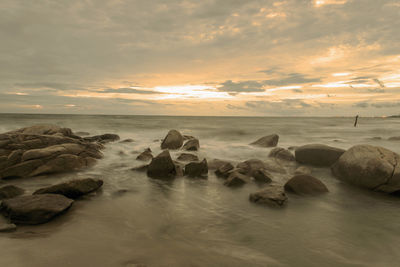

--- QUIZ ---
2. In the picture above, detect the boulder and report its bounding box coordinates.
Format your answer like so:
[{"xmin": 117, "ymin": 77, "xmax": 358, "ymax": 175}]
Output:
[
  {"xmin": 331, "ymin": 145, "xmax": 400, "ymax": 193},
  {"xmin": 185, "ymin": 159, "xmax": 208, "ymax": 178},
  {"xmin": 215, "ymin": 163, "xmax": 234, "ymax": 178},
  {"xmin": 284, "ymin": 175, "xmax": 328, "ymax": 195},
  {"xmin": 250, "ymin": 134, "xmax": 279, "ymax": 147},
  {"xmin": 295, "ymin": 144, "xmax": 345, "ymax": 166},
  {"xmin": 269, "ymin": 147, "xmax": 295, "ymax": 161},
  {"xmin": 253, "ymin": 169, "xmax": 273, "ymax": 184},
  {"xmin": 161, "ymin": 130, "xmax": 183, "ymax": 150},
  {"xmin": 84, "ymin": 133, "xmax": 120, "ymax": 143},
  {"xmin": 224, "ymin": 172, "xmax": 250, "ymax": 187},
  {"xmin": 147, "ymin": 150, "xmax": 176, "ymax": 179},
  {"xmin": 136, "ymin": 148, "xmax": 153, "ymax": 161},
  {"xmin": 249, "ymin": 185, "xmax": 287, "ymax": 207},
  {"xmin": 237, "ymin": 159, "xmax": 265, "ymax": 177},
  {"xmin": 294, "ymin": 166, "xmax": 312, "ymax": 175},
  {"xmin": 177, "ymin": 153, "xmax": 199, "ymax": 162},
  {"xmin": 1, "ymin": 194, "xmax": 74, "ymax": 224},
  {"xmin": 33, "ymin": 178, "xmax": 103, "ymax": 199},
  {"xmin": 0, "ymin": 185, "xmax": 25, "ymax": 200},
  {"xmin": 182, "ymin": 138, "xmax": 200, "ymax": 151}
]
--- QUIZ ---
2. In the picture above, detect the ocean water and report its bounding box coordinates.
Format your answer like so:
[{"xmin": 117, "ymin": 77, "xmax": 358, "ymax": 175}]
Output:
[{"xmin": 1, "ymin": 114, "xmax": 400, "ymax": 267}]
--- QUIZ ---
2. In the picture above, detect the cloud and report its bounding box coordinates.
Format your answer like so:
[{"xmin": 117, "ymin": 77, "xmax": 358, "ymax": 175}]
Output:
[
  {"xmin": 102, "ymin": 88, "xmax": 162, "ymax": 94},
  {"xmin": 263, "ymin": 73, "xmax": 322, "ymax": 86},
  {"xmin": 373, "ymin": 78, "xmax": 385, "ymax": 89},
  {"xmin": 218, "ymin": 80, "xmax": 265, "ymax": 93}
]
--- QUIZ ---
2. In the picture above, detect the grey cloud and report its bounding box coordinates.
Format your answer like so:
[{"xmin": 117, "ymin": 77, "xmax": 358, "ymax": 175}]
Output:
[
  {"xmin": 353, "ymin": 102, "xmax": 369, "ymax": 108},
  {"xmin": 102, "ymin": 88, "xmax": 162, "ymax": 94},
  {"xmin": 373, "ymin": 79, "xmax": 385, "ymax": 89},
  {"xmin": 263, "ymin": 73, "xmax": 321, "ymax": 86},
  {"xmin": 218, "ymin": 80, "xmax": 265, "ymax": 93},
  {"xmin": 367, "ymin": 88, "xmax": 385, "ymax": 93}
]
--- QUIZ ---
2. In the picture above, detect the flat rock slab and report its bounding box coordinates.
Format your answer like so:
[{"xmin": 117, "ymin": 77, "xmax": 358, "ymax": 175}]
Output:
[
  {"xmin": 295, "ymin": 144, "xmax": 345, "ymax": 166},
  {"xmin": 34, "ymin": 178, "xmax": 103, "ymax": 199},
  {"xmin": 249, "ymin": 185, "xmax": 287, "ymax": 207},
  {"xmin": 1, "ymin": 194, "xmax": 74, "ymax": 225}
]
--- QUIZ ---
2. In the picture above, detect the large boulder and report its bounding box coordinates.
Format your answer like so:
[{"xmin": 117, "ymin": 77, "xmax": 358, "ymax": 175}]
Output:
[
  {"xmin": 185, "ymin": 159, "xmax": 208, "ymax": 178},
  {"xmin": 161, "ymin": 130, "xmax": 183, "ymax": 150},
  {"xmin": 249, "ymin": 184, "xmax": 287, "ymax": 207},
  {"xmin": 295, "ymin": 144, "xmax": 345, "ymax": 166},
  {"xmin": 147, "ymin": 150, "xmax": 176, "ymax": 179},
  {"xmin": 1, "ymin": 194, "xmax": 74, "ymax": 224},
  {"xmin": 331, "ymin": 145, "xmax": 400, "ymax": 193},
  {"xmin": 284, "ymin": 175, "xmax": 328, "ymax": 195},
  {"xmin": 182, "ymin": 138, "xmax": 200, "ymax": 151},
  {"xmin": 0, "ymin": 185, "xmax": 25, "ymax": 200},
  {"xmin": 250, "ymin": 134, "xmax": 279, "ymax": 147},
  {"xmin": 33, "ymin": 178, "xmax": 103, "ymax": 199},
  {"xmin": 269, "ymin": 147, "xmax": 295, "ymax": 161}
]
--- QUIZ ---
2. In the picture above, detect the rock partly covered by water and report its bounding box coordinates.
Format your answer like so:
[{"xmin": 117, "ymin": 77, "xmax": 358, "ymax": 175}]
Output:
[
  {"xmin": 332, "ymin": 145, "xmax": 400, "ymax": 194},
  {"xmin": 249, "ymin": 184, "xmax": 287, "ymax": 207},
  {"xmin": 185, "ymin": 159, "xmax": 208, "ymax": 178},
  {"xmin": 295, "ymin": 144, "xmax": 345, "ymax": 166},
  {"xmin": 1, "ymin": 194, "xmax": 74, "ymax": 224},
  {"xmin": 253, "ymin": 169, "xmax": 273, "ymax": 184},
  {"xmin": 250, "ymin": 134, "xmax": 279, "ymax": 147},
  {"xmin": 269, "ymin": 147, "xmax": 295, "ymax": 161},
  {"xmin": 224, "ymin": 172, "xmax": 251, "ymax": 187},
  {"xmin": 147, "ymin": 150, "xmax": 176, "ymax": 179},
  {"xmin": 177, "ymin": 153, "xmax": 199, "ymax": 162},
  {"xmin": 388, "ymin": 136, "xmax": 400, "ymax": 141},
  {"xmin": 182, "ymin": 138, "xmax": 200, "ymax": 151},
  {"xmin": 284, "ymin": 175, "xmax": 329, "ymax": 195},
  {"xmin": 161, "ymin": 130, "xmax": 184, "ymax": 150},
  {"xmin": 0, "ymin": 185, "xmax": 25, "ymax": 200},
  {"xmin": 136, "ymin": 148, "xmax": 153, "ymax": 161},
  {"xmin": 33, "ymin": 178, "xmax": 103, "ymax": 199},
  {"xmin": 215, "ymin": 162, "xmax": 234, "ymax": 178},
  {"xmin": 0, "ymin": 125, "xmax": 105, "ymax": 179},
  {"xmin": 83, "ymin": 133, "xmax": 120, "ymax": 143}
]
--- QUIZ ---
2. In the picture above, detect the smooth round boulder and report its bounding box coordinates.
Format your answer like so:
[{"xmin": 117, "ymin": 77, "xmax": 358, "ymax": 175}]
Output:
[
  {"xmin": 250, "ymin": 134, "xmax": 279, "ymax": 147},
  {"xmin": 161, "ymin": 130, "xmax": 183, "ymax": 150},
  {"xmin": 1, "ymin": 194, "xmax": 74, "ymax": 224},
  {"xmin": 185, "ymin": 159, "xmax": 208, "ymax": 178},
  {"xmin": 269, "ymin": 147, "xmax": 295, "ymax": 161},
  {"xmin": 249, "ymin": 185, "xmax": 287, "ymax": 207},
  {"xmin": 331, "ymin": 145, "xmax": 400, "ymax": 193},
  {"xmin": 0, "ymin": 185, "xmax": 25, "ymax": 200},
  {"xmin": 295, "ymin": 144, "xmax": 345, "ymax": 166},
  {"xmin": 147, "ymin": 150, "xmax": 176, "ymax": 179},
  {"xmin": 284, "ymin": 175, "xmax": 328, "ymax": 195},
  {"xmin": 33, "ymin": 178, "xmax": 103, "ymax": 199},
  {"xmin": 182, "ymin": 139, "xmax": 200, "ymax": 151}
]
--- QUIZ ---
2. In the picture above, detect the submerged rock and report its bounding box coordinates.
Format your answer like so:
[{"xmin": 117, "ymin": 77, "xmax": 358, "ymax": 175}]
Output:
[
  {"xmin": 269, "ymin": 147, "xmax": 295, "ymax": 161},
  {"xmin": 224, "ymin": 172, "xmax": 250, "ymax": 187},
  {"xmin": 388, "ymin": 136, "xmax": 400, "ymax": 141},
  {"xmin": 120, "ymin": 138, "xmax": 134, "ymax": 143},
  {"xmin": 215, "ymin": 162, "xmax": 234, "ymax": 178},
  {"xmin": 253, "ymin": 169, "xmax": 273, "ymax": 184},
  {"xmin": 237, "ymin": 159, "xmax": 265, "ymax": 177},
  {"xmin": 182, "ymin": 138, "xmax": 200, "ymax": 151},
  {"xmin": 177, "ymin": 153, "xmax": 199, "ymax": 162},
  {"xmin": 331, "ymin": 145, "xmax": 400, "ymax": 194},
  {"xmin": 249, "ymin": 185, "xmax": 287, "ymax": 207},
  {"xmin": 185, "ymin": 159, "xmax": 208, "ymax": 178},
  {"xmin": 161, "ymin": 130, "xmax": 183, "ymax": 150},
  {"xmin": 250, "ymin": 134, "xmax": 279, "ymax": 147},
  {"xmin": 147, "ymin": 150, "xmax": 176, "ymax": 179},
  {"xmin": 295, "ymin": 144, "xmax": 345, "ymax": 166},
  {"xmin": 1, "ymin": 194, "xmax": 74, "ymax": 224},
  {"xmin": 33, "ymin": 178, "xmax": 103, "ymax": 199},
  {"xmin": 0, "ymin": 185, "xmax": 25, "ymax": 200},
  {"xmin": 284, "ymin": 175, "xmax": 328, "ymax": 195}
]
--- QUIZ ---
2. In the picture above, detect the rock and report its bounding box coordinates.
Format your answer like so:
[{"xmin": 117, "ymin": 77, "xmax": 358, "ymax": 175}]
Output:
[
  {"xmin": 294, "ymin": 166, "xmax": 312, "ymax": 175},
  {"xmin": 331, "ymin": 145, "xmax": 400, "ymax": 193},
  {"xmin": 161, "ymin": 130, "xmax": 183, "ymax": 150},
  {"xmin": 224, "ymin": 172, "xmax": 250, "ymax": 187},
  {"xmin": 295, "ymin": 144, "xmax": 345, "ymax": 166},
  {"xmin": 182, "ymin": 138, "xmax": 200, "ymax": 151},
  {"xmin": 174, "ymin": 162, "xmax": 185, "ymax": 177},
  {"xmin": 250, "ymin": 134, "xmax": 279, "ymax": 147},
  {"xmin": 33, "ymin": 178, "xmax": 103, "ymax": 199},
  {"xmin": 388, "ymin": 136, "xmax": 400, "ymax": 141},
  {"xmin": 284, "ymin": 175, "xmax": 328, "ymax": 195},
  {"xmin": 208, "ymin": 159, "xmax": 231, "ymax": 170},
  {"xmin": 120, "ymin": 139, "xmax": 134, "ymax": 143},
  {"xmin": 0, "ymin": 222, "xmax": 16, "ymax": 232},
  {"xmin": 0, "ymin": 185, "xmax": 25, "ymax": 200},
  {"xmin": 1, "ymin": 194, "xmax": 74, "ymax": 224},
  {"xmin": 147, "ymin": 150, "xmax": 176, "ymax": 179},
  {"xmin": 177, "ymin": 153, "xmax": 199, "ymax": 162},
  {"xmin": 185, "ymin": 159, "xmax": 208, "ymax": 178},
  {"xmin": 75, "ymin": 131, "xmax": 90, "ymax": 136},
  {"xmin": 131, "ymin": 164, "xmax": 148, "ymax": 172},
  {"xmin": 215, "ymin": 163, "xmax": 234, "ymax": 178},
  {"xmin": 237, "ymin": 159, "xmax": 265, "ymax": 177},
  {"xmin": 183, "ymin": 135, "xmax": 195, "ymax": 141},
  {"xmin": 29, "ymin": 154, "xmax": 89, "ymax": 177},
  {"xmin": 253, "ymin": 169, "xmax": 273, "ymax": 183},
  {"xmin": 84, "ymin": 133, "xmax": 120, "ymax": 143},
  {"xmin": 12, "ymin": 124, "xmax": 74, "ymax": 137},
  {"xmin": 269, "ymin": 147, "xmax": 295, "ymax": 161},
  {"xmin": 136, "ymin": 149, "xmax": 153, "ymax": 161},
  {"xmin": 249, "ymin": 185, "xmax": 288, "ymax": 207}
]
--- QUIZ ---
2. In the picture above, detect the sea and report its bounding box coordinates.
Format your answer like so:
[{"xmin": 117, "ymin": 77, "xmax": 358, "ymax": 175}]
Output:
[{"xmin": 1, "ymin": 114, "xmax": 400, "ymax": 267}]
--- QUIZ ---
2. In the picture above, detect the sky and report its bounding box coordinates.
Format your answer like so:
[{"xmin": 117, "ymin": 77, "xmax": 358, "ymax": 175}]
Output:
[{"xmin": 1, "ymin": 0, "xmax": 400, "ymax": 116}]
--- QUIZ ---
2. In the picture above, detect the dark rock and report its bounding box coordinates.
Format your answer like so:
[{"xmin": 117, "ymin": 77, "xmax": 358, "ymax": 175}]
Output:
[
  {"xmin": 161, "ymin": 130, "xmax": 183, "ymax": 150},
  {"xmin": 136, "ymin": 149, "xmax": 153, "ymax": 161},
  {"xmin": 182, "ymin": 138, "xmax": 200, "ymax": 151},
  {"xmin": 249, "ymin": 185, "xmax": 288, "ymax": 207},
  {"xmin": 224, "ymin": 172, "xmax": 250, "ymax": 187},
  {"xmin": 215, "ymin": 163, "xmax": 234, "ymax": 178},
  {"xmin": 237, "ymin": 159, "xmax": 265, "ymax": 177},
  {"xmin": 177, "ymin": 153, "xmax": 199, "ymax": 162},
  {"xmin": 284, "ymin": 175, "xmax": 328, "ymax": 195},
  {"xmin": 120, "ymin": 139, "xmax": 134, "ymax": 143},
  {"xmin": 295, "ymin": 144, "xmax": 345, "ymax": 166},
  {"xmin": 185, "ymin": 159, "xmax": 208, "ymax": 178},
  {"xmin": 388, "ymin": 136, "xmax": 400, "ymax": 141},
  {"xmin": 331, "ymin": 145, "xmax": 400, "ymax": 193},
  {"xmin": 33, "ymin": 178, "xmax": 103, "ymax": 199},
  {"xmin": 147, "ymin": 150, "xmax": 176, "ymax": 179},
  {"xmin": 0, "ymin": 185, "xmax": 25, "ymax": 200},
  {"xmin": 1, "ymin": 194, "xmax": 74, "ymax": 224},
  {"xmin": 84, "ymin": 133, "xmax": 120, "ymax": 143},
  {"xmin": 253, "ymin": 169, "xmax": 273, "ymax": 183},
  {"xmin": 250, "ymin": 134, "xmax": 279, "ymax": 147},
  {"xmin": 269, "ymin": 147, "xmax": 295, "ymax": 161}
]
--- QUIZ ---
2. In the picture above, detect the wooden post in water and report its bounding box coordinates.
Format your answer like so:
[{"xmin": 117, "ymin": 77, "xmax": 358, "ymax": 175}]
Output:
[{"xmin": 354, "ymin": 115, "xmax": 359, "ymax": 127}]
